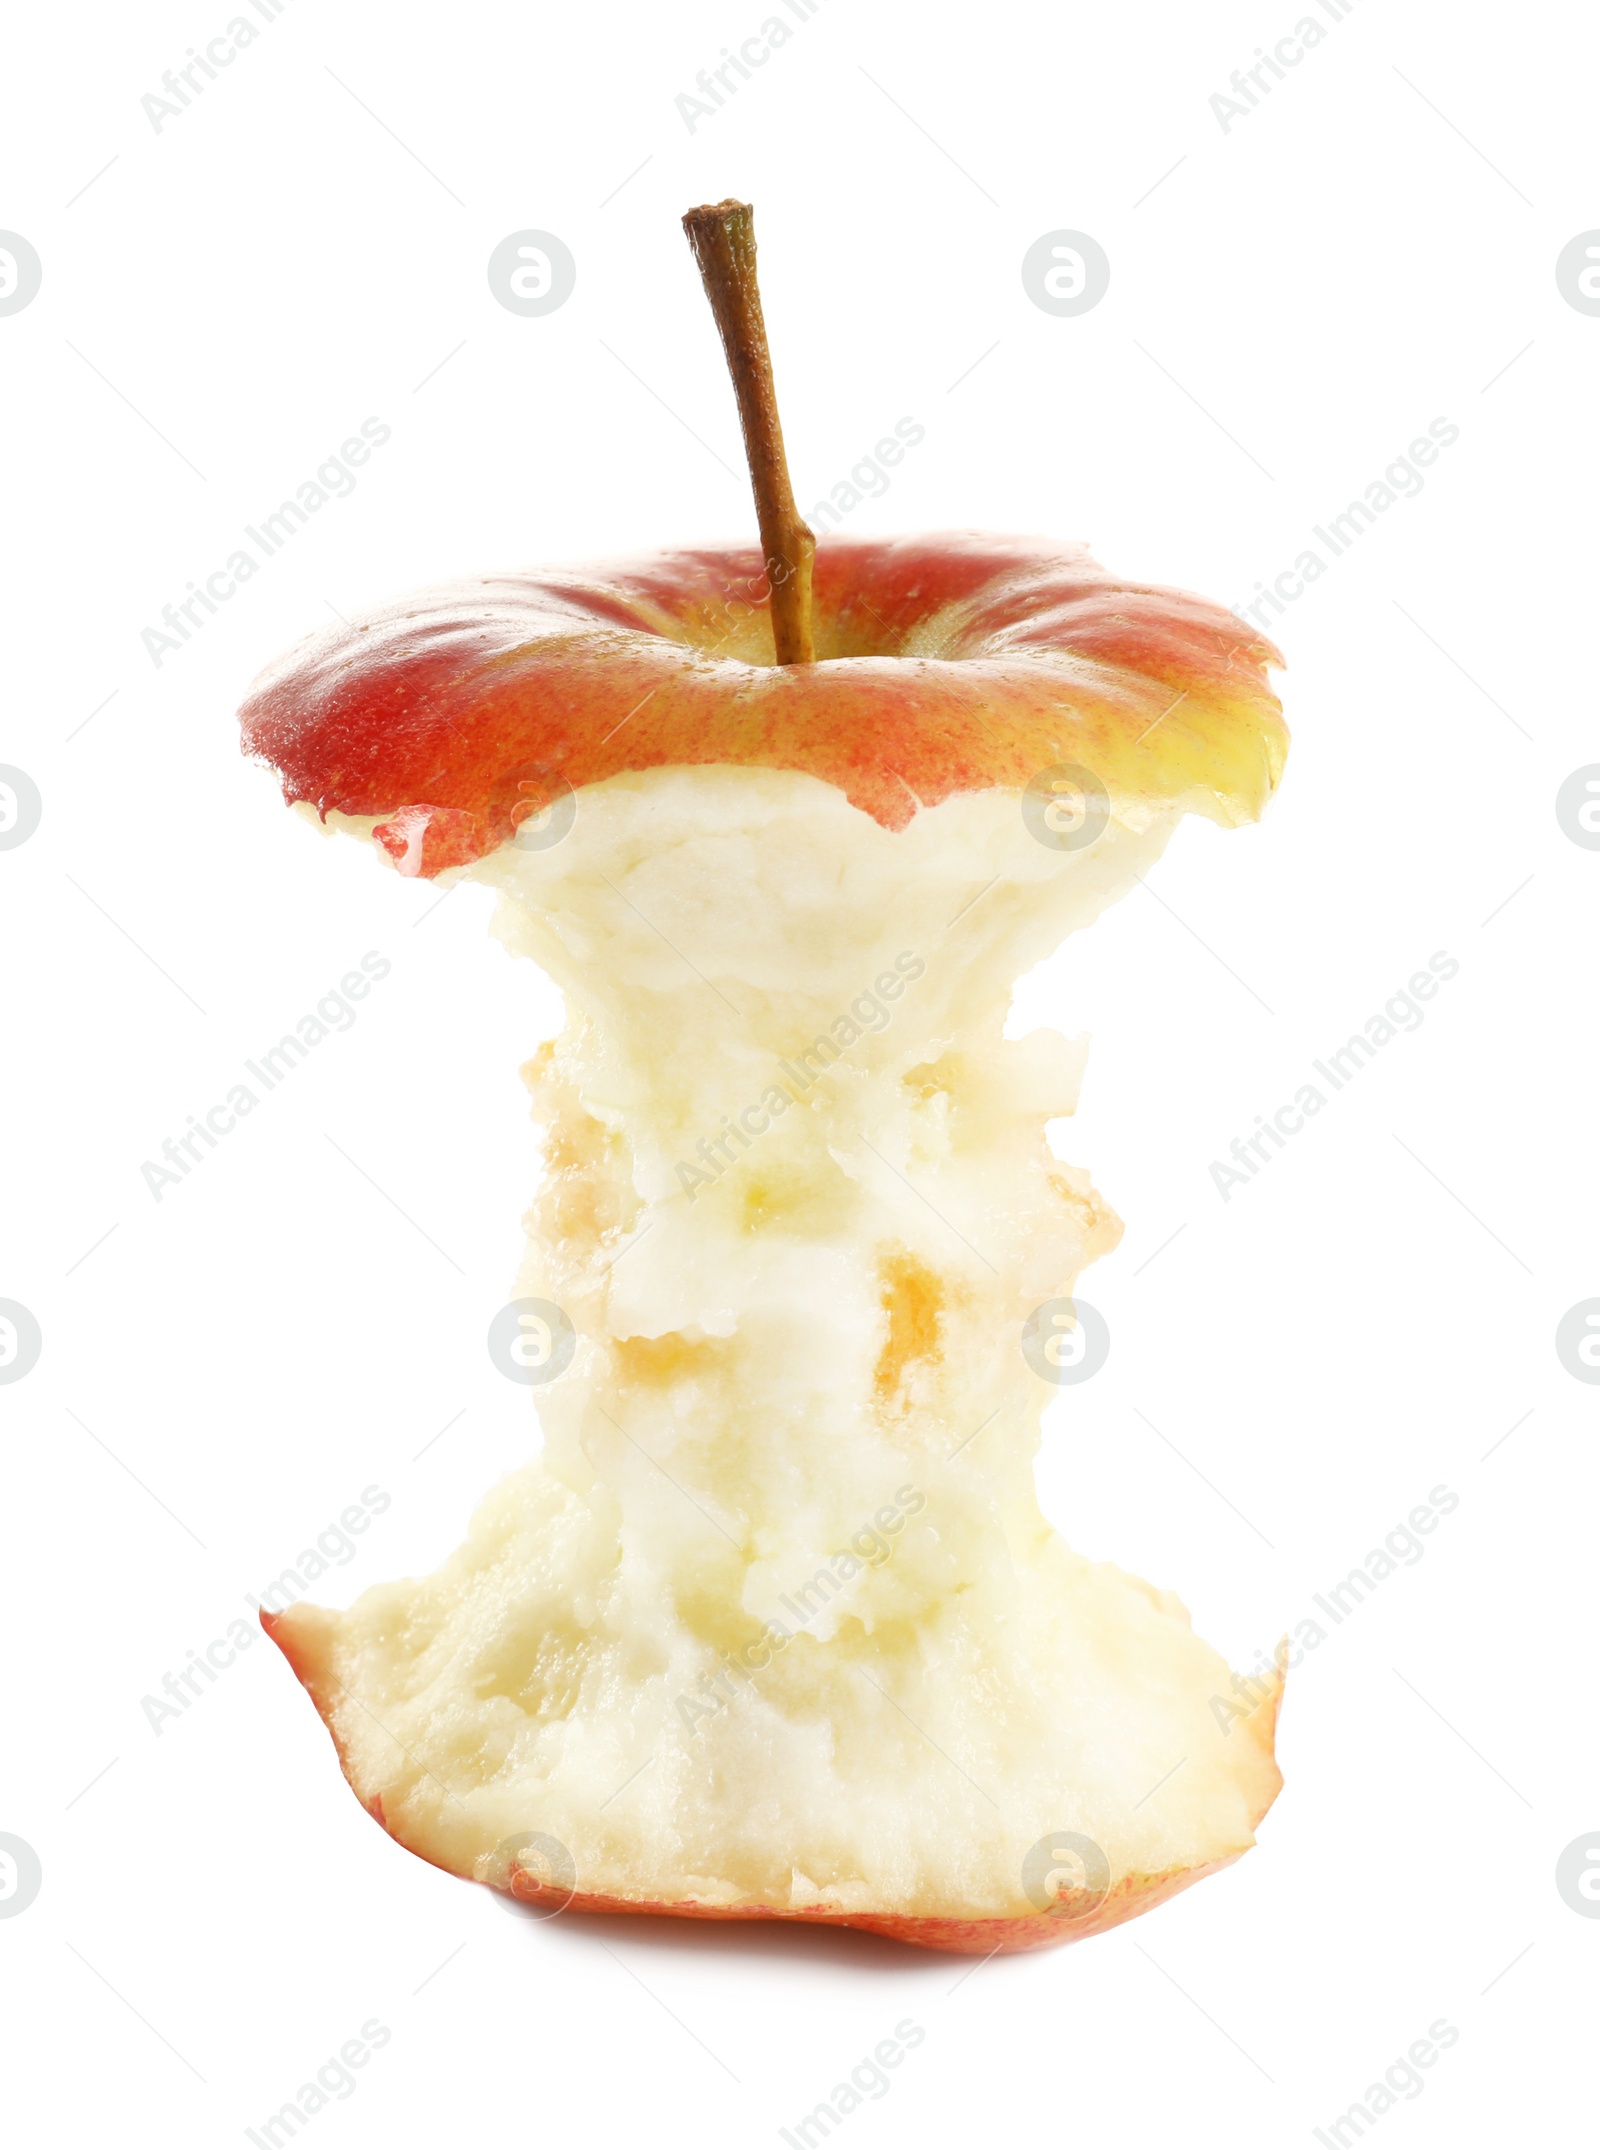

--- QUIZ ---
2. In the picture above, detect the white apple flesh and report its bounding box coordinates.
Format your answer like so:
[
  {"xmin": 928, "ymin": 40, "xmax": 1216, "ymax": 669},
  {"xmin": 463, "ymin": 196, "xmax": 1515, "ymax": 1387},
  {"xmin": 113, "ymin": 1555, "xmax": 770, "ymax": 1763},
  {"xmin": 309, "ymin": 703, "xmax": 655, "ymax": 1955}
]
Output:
[{"xmin": 272, "ymin": 765, "xmax": 1281, "ymax": 1948}]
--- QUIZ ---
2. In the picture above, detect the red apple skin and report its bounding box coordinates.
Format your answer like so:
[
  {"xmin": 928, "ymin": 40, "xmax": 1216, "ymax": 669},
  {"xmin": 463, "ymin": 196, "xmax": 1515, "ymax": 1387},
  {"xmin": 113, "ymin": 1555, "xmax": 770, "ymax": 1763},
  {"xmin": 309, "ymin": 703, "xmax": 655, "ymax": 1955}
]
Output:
[
  {"xmin": 239, "ymin": 532, "xmax": 1285, "ymax": 877},
  {"xmin": 262, "ymin": 1609, "xmax": 1282, "ymax": 1956}
]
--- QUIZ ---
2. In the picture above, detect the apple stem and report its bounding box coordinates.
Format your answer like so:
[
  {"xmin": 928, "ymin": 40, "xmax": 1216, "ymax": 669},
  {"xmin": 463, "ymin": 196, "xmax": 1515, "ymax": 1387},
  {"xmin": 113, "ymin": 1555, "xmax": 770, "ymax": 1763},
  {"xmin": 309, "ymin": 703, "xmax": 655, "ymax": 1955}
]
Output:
[{"xmin": 683, "ymin": 199, "xmax": 815, "ymax": 665}]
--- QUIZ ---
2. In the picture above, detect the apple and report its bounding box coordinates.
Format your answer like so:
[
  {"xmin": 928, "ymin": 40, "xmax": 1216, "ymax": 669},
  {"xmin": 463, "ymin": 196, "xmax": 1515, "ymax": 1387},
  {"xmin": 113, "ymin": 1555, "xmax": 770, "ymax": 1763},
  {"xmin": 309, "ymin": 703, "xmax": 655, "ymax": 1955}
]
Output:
[
  {"xmin": 243, "ymin": 201, "xmax": 1287, "ymax": 1954},
  {"xmin": 238, "ymin": 529, "xmax": 1284, "ymax": 880}
]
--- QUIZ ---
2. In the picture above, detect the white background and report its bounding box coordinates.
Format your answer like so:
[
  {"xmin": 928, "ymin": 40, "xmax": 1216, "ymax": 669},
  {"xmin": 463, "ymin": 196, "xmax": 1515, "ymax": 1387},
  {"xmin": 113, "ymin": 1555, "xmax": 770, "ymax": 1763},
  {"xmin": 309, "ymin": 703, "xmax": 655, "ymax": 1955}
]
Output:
[{"xmin": 2, "ymin": 0, "xmax": 1596, "ymax": 2142}]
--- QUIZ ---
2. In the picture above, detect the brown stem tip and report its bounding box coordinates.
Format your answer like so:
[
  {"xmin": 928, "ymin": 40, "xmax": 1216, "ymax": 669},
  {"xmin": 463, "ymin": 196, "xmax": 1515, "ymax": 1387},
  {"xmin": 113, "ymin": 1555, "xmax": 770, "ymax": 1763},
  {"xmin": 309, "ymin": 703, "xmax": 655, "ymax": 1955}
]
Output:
[{"xmin": 683, "ymin": 199, "xmax": 815, "ymax": 665}]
